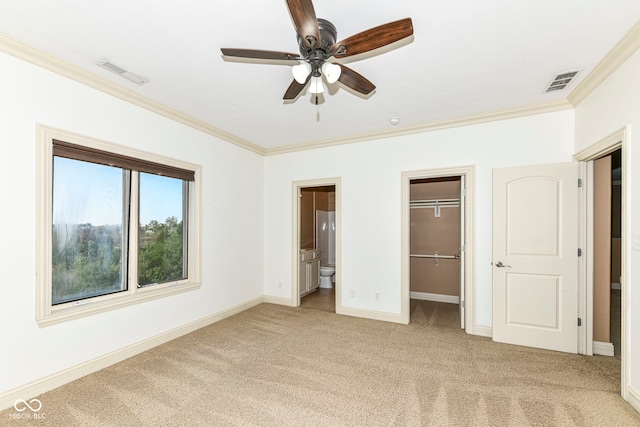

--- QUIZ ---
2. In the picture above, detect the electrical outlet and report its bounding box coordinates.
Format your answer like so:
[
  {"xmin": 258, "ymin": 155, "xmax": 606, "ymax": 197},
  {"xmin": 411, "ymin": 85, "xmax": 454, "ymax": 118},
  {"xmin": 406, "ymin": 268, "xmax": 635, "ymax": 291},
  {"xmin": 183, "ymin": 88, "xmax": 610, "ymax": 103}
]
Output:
[
  {"xmin": 374, "ymin": 292, "xmax": 380, "ymax": 301},
  {"xmin": 350, "ymin": 289, "xmax": 356, "ymax": 298},
  {"xmin": 278, "ymin": 281, "xmax": 282, "ymax": 289}
]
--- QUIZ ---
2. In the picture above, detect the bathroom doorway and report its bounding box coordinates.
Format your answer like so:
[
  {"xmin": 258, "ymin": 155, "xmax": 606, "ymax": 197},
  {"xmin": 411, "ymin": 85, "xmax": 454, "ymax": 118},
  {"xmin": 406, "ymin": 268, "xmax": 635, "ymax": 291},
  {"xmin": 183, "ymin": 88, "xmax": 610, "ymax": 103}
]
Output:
[
  {"xmin": 293, "ymin": 178, "xmax": 341, "ymax": 313},
  {"xmin": 401, "ymin": 166, "xmax": 475, "ymax": 332}
]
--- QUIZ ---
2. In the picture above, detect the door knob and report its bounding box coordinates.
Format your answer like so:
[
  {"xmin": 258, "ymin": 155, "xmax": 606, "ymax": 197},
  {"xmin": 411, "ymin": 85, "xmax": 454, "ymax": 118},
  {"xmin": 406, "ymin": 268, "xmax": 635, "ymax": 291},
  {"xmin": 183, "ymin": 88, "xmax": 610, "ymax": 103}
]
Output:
[{"xmin": 495, "ymin": 261, "xmax": 511, "ymax": 268}]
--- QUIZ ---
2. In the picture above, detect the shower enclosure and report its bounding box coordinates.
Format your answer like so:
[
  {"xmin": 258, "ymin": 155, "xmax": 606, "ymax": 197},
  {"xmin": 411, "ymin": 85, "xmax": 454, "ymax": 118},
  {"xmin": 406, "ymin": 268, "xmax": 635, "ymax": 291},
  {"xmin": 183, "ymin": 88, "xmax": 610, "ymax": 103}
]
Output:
[{"xmin": 316, "ymin": 210, "xmax": 335, "ymax": 267}]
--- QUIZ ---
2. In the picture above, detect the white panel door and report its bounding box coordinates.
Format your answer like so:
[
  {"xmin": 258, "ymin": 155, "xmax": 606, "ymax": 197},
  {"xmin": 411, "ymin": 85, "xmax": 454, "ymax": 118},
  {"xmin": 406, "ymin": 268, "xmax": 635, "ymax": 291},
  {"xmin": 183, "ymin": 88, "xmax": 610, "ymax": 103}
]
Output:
[{"xmin": 492, "ymin": 162, "xmax": 579, "ymax": 353}]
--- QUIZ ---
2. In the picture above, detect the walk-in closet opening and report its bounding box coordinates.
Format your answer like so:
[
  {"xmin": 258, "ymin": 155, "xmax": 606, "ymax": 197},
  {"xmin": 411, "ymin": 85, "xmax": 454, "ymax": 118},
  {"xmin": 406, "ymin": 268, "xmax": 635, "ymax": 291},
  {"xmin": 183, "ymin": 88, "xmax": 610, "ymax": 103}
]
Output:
[{"xmin": 409, "ymin": 176, "xmax": 464, "ymax": 329}]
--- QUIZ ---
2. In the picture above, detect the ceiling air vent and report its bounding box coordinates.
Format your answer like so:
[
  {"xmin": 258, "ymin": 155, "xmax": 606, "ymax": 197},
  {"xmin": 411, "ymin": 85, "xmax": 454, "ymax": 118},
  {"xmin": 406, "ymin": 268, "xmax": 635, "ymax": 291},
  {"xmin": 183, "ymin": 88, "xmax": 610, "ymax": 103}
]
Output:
[
  {"xmin": 96, "ymin": 59, "xmax": 149, "ymax": 86},
  {"xmin": 543, "ymin": 69, "xmax": 581, "ymax": 93}
]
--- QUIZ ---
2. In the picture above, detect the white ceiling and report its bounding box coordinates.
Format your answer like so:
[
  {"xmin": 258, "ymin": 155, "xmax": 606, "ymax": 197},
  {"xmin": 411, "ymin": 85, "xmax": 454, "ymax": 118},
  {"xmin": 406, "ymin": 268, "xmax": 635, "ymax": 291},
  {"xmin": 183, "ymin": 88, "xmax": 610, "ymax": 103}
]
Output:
[{"xmin": 1, "ymin": 1, "xmax": 640, "ymax": 151}]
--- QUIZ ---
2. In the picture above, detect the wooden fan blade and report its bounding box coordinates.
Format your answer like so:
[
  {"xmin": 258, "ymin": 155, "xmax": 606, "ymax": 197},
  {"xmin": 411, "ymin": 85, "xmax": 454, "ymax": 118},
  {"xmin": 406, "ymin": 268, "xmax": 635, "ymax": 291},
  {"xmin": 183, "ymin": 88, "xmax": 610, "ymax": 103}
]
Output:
[
  {"xmin": 337, "ymin": 64, "xmax": 375, "ymax": 95},
  {"xmin": 286, "ymin": 0, "xmax": 320, "ymax": 48},
  {"xmin": 283, "ymin": 75, "xmax": 310, "ymax": 100},
  {"xmin": 221, "ymin": 48, "xmax": 301, "ymax": 61},
  {"xmin": 331, "ymin": 18, "xmax": 413, "ymax": 58}
]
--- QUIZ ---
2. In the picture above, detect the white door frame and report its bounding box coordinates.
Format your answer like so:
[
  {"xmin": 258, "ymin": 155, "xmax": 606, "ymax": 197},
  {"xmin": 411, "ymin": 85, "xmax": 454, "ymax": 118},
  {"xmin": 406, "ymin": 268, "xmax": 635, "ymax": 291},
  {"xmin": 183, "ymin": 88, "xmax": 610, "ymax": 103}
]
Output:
[
  {"xmin": 401, "ymin": 166, "xmax": 476, "ymax": 332},
  {"xmin": 574, "ymin": 126, "xmax": 629, "ymax": 399},
  {"xmin": 292, "ymin": 177, "xmax": 341, "ymax": 310}
]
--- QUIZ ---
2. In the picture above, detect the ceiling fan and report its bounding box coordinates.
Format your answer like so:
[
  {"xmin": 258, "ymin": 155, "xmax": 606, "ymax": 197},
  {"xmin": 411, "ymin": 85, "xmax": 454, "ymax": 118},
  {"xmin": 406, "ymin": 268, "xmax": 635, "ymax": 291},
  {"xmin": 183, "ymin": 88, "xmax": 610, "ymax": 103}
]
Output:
[{"xmin": 220, "ymin": 0, "xmax": 414, "ymax": 101}]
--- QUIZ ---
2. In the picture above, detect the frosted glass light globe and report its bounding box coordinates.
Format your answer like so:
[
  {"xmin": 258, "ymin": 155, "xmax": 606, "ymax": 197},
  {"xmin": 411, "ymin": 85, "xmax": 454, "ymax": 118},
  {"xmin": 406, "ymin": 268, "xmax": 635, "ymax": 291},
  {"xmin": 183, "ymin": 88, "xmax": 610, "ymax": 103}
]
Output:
[
  {"xmin": 322, "ymin": 62, "xmax": 341, "ymax": 84},
  {"xmin": 292, "ymin": 62, "xmax": 311, "ymax": 84},
  {"xmin": 309, "ymin": 76, "xmax": 324, "ymax": 94}
]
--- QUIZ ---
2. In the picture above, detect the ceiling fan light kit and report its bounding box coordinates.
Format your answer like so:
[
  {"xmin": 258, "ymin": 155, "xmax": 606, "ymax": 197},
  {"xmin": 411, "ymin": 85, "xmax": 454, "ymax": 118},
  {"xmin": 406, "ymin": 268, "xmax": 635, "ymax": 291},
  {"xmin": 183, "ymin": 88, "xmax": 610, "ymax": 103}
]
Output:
[
  {"xmin": 310, "ymin": 75, "xmax": 324, "ymax": 94},
  {"xmin": 321, "ymin": 62, "xmax": 341, "ymax": 84},
  {"xmin": 220, "ymin": 0, "xmax": 414, "ymax": 103},
  {"xmin": 292, "ymin": 62, "xmax": 312, "ymax": 84}
]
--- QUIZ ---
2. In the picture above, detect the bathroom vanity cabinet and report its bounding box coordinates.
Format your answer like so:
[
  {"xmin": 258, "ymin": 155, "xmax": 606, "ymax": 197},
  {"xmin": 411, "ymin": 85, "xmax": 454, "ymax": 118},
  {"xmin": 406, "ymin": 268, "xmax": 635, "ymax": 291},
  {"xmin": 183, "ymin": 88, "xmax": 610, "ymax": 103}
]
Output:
[{"xmin": 299, "ymin": 249, "xmax": 320, "ymax": 296}]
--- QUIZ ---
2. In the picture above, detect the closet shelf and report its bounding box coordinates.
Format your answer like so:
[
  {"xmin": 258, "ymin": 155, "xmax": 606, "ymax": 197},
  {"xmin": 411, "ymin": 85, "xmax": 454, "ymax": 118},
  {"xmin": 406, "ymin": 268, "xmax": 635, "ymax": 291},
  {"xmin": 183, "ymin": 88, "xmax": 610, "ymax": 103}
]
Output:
[{"xmin": 410, "ymin": 198, "xmax": 459, "ymax": 208}]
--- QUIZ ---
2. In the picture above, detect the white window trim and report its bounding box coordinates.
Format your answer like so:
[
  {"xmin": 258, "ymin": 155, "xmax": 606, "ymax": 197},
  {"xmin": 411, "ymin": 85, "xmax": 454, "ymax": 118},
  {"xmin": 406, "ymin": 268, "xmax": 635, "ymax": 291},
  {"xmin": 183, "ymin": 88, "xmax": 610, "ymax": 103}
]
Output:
[{"xmin": 36, "ymin": 124, "xmax": 202, "ymax": 326}]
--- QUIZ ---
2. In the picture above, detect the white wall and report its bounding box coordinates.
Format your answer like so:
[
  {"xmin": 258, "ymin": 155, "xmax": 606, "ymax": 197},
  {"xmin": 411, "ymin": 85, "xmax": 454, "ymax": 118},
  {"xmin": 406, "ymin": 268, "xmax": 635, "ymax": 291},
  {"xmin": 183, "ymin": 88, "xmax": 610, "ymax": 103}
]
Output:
[
  {"xmin": 264, "ymin": 109, "xmax": 575, "ymax": 327},
  {"xmin": 0, "ymin": 51, "xmax": 264, "ymax": 395},
  {"xmin": 575, "ymin": 49, "xmax": 640, "ymax": 403},
  {"xmin": 0, "ymin": 40, "xmax": 596, "ymax": 403}
]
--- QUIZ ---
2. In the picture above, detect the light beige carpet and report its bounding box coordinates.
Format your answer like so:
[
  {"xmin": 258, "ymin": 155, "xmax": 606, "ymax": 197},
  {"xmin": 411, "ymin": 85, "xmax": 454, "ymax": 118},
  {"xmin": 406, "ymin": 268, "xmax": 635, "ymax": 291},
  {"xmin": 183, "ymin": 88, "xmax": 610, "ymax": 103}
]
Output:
[{"xmin": 3, "ymin": 300, "xmax": 639, "ymax": 426}]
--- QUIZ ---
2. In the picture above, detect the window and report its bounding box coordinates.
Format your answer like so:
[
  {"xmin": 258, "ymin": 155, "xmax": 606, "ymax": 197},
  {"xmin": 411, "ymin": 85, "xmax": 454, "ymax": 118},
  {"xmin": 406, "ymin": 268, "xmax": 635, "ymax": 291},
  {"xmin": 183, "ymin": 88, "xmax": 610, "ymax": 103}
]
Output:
[
  {"xmin": 137, "ymin": 173, "xmax": 188, "ymax": 287},
  {"xmin": 52, "ymin": 157, "xmax": 127, "ymax": 304},
  {"xmin": 37, "ymin": 126, "xmax": 201, "ymax": 325}
]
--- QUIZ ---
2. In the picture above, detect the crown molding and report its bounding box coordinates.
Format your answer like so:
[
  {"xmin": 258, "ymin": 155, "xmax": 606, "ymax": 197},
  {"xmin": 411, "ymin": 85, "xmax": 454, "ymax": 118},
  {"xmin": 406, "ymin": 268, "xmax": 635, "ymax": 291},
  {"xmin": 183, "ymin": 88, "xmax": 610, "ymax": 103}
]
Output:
[
  {"xmin": 0, "ymin": 32, "xmax": 265, "ymax": 156},
  {"xmin": 6, "ymin": 18, "xmax": 637, "ymax": 159},
  {"xmin": 264, "ymin": 99, "xmax": 573, "ymax": 156},
  {"xmin": 568, "ymin": 19, "xmax": 640, "ymax": 106}
]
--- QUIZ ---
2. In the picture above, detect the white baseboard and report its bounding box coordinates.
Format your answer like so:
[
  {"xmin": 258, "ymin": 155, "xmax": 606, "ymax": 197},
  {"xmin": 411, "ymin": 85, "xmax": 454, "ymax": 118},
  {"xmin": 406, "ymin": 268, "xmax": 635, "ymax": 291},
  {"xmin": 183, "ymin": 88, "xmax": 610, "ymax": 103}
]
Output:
[
  {"xmin": 0, "ymin": 296, "xmax": 264, "ymax": 411},
  {"xmin": 410, "ymin": 291, "xmax": 460, "ymax": 304},
  {"xmin": 474, "ymin": 325, "xmax": 493, "ymax": 338},
  {"xmin": 337, "ymin": 306, "xmax": 404, "ymax": 324},
  {"xmin": 263, "ymin": 295, "xmax": 296, "ymax": 306},
  {"xmin": 593, "ymin": 340, "xmax": 615, "ymax": 357},
  {"xmin": 626, "ymin": 387, "xmax": 640, "ymax": 414}
]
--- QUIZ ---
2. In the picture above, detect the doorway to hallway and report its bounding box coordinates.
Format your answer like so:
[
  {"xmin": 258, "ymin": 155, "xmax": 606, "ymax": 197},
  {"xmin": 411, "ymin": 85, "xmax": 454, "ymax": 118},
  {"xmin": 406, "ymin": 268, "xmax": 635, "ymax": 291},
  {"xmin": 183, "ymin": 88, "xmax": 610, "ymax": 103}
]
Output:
[{"xmin": 574, "ymin": 126, "xmax": 629, "ymax": 400}]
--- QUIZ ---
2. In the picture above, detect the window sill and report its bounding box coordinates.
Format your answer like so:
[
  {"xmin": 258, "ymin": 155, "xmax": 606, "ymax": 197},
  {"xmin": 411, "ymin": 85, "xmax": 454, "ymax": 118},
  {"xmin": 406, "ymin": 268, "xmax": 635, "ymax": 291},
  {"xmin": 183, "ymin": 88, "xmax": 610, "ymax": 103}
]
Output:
[{"xmin": 36, "ymin": 281, "xmax": 201, "ymax": 327}]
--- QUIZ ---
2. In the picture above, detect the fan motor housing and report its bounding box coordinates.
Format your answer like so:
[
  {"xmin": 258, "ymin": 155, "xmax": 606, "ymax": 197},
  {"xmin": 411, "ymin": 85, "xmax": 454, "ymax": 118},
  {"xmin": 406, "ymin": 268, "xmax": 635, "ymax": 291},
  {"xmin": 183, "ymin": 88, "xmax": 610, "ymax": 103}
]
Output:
[{"xmin": 297, "ymin": 18, "xmax": 337, "ymax": 55}]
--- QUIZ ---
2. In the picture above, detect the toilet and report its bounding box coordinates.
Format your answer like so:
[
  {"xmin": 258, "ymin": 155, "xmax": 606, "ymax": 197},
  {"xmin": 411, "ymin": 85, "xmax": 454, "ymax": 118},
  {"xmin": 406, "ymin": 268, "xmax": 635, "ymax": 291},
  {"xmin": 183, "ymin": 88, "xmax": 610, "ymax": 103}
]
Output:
[{"xmin": 319, "ymin": 265, "xmax": 335, "ymax": 288}]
